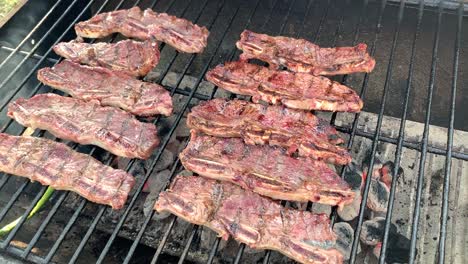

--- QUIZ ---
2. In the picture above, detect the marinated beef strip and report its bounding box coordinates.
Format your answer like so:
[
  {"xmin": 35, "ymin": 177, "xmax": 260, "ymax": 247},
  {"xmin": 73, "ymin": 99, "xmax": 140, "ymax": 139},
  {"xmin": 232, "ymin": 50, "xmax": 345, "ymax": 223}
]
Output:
[
  {"xmin": 206, "ymin": 61, "xmax": 363, "ymax": 112},
  {"xmin": 37, "ymin": 60, "xmax": 173, "ymax": 117},
  {"xmin": 236, "ymin": 30, "xmax": 375, "ymax": 75},
  {"xmin": 8, "ymin": 93, "xmax": 159, "ymax": 159},
  {"xmin": 187, "ymin": 98, "xmax": 351, "ymax": 165},
  {"xmin": 53, "ymin": 39, "xmax": 160, "ymax": 77},
  {"xmin": 0, "ymin": 133, "xmax": 134, "ymax": 209},
  {"xmin": 155, "ymin": 175, "xmax": 344, "ymax": 264},
  {"xmin": 179, "ymin": 132, "xmax": 354, "ymax": 207},
  {"xmin": 74, "ymin": 7, "xmax": 209, "ymax": 53}
]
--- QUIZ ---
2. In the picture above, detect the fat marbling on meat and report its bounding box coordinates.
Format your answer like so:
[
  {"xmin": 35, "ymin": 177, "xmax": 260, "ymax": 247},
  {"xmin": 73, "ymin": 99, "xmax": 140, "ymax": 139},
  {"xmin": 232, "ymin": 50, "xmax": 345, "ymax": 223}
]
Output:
[
  {"xmin": 8, "ymin": 93, "xmax": 159, "ymax": 159},
  {"xmin": 75, "ymin": 7, "xmax": 209, "ymax": 53},
  {"xmin": 0, "ymin": 133, "xmax": 134, "ymax": 209},
  {"xmin": 187, "ymin": 98, "xmax": 351, "ymax": 164},
  {"xmin": 237, "ymin": 30, "xmax": 375, "ymax": 75},
  {"xmin": 155, "ymin": 175, "xmax": 344, "ymax": 264},
  {"xmin": 179, "ymin": 131, "xmax": 354, "ymax": 208},
  {"xmin": 206, "ymin": 61, "xmax": 363, "ymax": 112},
  {"xmin": 53, "ymin": 39, "xmax": 160, "ymax": 77},
  {"xmin": 37, "ymin": 60, "xmax": 173, "ymax": 117}
]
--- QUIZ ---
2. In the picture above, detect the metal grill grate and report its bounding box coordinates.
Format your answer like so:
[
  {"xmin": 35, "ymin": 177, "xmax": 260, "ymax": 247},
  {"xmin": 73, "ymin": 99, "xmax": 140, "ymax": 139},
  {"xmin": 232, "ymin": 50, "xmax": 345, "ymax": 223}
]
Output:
[{"xmin": 0, "ymin": 0, "xmax": 467, "ymax": 263}]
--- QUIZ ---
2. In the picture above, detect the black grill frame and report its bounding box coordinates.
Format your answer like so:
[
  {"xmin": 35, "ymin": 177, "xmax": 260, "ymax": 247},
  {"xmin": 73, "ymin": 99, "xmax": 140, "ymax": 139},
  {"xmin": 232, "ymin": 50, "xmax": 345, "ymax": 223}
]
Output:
[{"xmin": 0, "ymin": 0, "xmax": 466, "ymax": 263}]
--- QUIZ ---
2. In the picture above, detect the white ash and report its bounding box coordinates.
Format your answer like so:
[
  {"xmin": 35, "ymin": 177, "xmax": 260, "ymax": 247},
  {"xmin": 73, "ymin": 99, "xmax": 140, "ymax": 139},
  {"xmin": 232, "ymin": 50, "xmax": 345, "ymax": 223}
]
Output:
[
  {"xmin": 147, "ymin": 149, "xmax": 174, "ymax": 173},
  {"xmin": 311, "ymin": 203, "xmax": 332, "ymax": 215},
  {"xmin": 360, "ymin": 217, "xmax": 397, "ymax": 246},
  {"xmin": 200, "ymin": 227, "xmax": 227, "ymax": 252},
  {"xmin": 337, "ymin": 190, "xmax": 361, "ymax": 221},
  {"xmin": 333, "ymin": 222, "xmax": 359, "ymax": 260},
  {"xmin": 178, "ymin": 170, "xmax": 194, "ymax": 177},
  {"xmin": 366, "ymin": 179, "xmax": 390, "ymax": 213},
  {"xmin": 343, "ymin": 162, "xmax": 364, "ymax": 190},
  {"xmin": 174, "ymin": 117, "xmax": 191, "ymax": 138},
  {"xmin": 143, "ymin": 170, "xmax": 172, "ymax": 221}
]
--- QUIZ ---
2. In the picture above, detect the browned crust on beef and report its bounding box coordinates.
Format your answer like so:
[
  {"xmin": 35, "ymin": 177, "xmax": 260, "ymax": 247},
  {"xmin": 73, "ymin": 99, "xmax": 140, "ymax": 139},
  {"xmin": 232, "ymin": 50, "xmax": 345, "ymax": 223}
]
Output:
[
  {"xmin": 37, "ymin": 60, "xmax": 173, "ymax": 117},
  {"xmin": 8, "ymin": 93, "xmax": 159, "ymax": 159},
  {"xmin": 53, "ymin": 39, "xmax": 160, "ymax": 77},
  {"xmin": 236, "ymin": 30, "xmax": 375, "ymax": 75},
  {"xmin": 205, "ymin": 61, "xmax": 363, "ymax": 112},
  {"xmin": 155, "ymin": 175, "xmax": 344, "ymax": 264},
  {"xmin": 179, "ymin": 131, "xmax": 354, "ymax": 208},
  {"xmin": 74, "ymin": 7, "xmax": 209, "ymax": 53},
  {"xmin": 0, "ymin": 133, "xmax": 134, "ymax": 209},
  {"xmin": 187, "ymin": 98, "xmax": 351, "ymax": 164}
]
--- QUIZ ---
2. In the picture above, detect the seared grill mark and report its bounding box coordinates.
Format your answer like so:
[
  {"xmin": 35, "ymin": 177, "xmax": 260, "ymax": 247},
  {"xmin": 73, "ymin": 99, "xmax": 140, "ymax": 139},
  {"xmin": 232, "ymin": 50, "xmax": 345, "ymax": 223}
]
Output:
[
  {"xmin": 236, "ymin": 30, "xmax": 375, "ymax": 76},
  {"xmin": 74, "ymin": 7, "xmax": 209, "ymax": 53},
  {"xmin": 206, "ymin": 61, "xmax": 363, "ymax": 113},
  {"xmin": 179, "ymin": 131, "xmax": 354, "ymax": 207},
  {"xmin": 53, "ymin": 40, "xmax": 159, "ymax": 77},
  {"xmin": 155, "ymin": 176, "xmax": 344, "ymax": 264},
  {"xmin": 37, "ymin": 60, "xmax": 173, "ymax": 117},
  {"xmin": 8, "ymin": 94, "xmax": 159, "ymax": 159},
  {"xmin": 0, "ymin": 133, "xmax": 134, "ymax": 209},
  {"xmin": 187, "ymin": 98, "xmax": 351, "ymax": 165}
]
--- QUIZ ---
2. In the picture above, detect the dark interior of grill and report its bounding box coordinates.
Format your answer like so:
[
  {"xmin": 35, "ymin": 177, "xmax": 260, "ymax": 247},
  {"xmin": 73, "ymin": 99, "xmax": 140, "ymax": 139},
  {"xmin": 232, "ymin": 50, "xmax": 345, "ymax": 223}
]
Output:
[{"xmin": 0, "ymin": 0, "xmax": 467, "ymax": 263}]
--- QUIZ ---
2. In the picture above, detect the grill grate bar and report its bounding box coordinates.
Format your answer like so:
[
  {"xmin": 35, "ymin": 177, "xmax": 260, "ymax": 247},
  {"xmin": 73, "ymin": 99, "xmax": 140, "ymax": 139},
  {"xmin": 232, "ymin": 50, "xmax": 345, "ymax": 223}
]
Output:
[
  {"xmin": 329, "ymin": 0, "xmax": 370, "ymax": 226},
  {"xmin": 0, "ymin": 0, "xmax": 83, "ymax": 93},
  {"xmin": 43, "ymin": 199, "xmax": 87, "ymax": 263},
  {"xmin": 229, "ymin": 0, "xmax": 300, "ymax": 262},
  {"xmin": 0, "ymin": 0, "xmax": 64, "ymax": 70},
  {"xmin": 408, "ymin": 3, "xmax": 443, "ymax": 263},
  {"xmin": 122, "ymin": 154, "xmax": 182, "ymax": 264},
  {"xmin": 151, "ymin": 215, "xmax": 176, "ymax": 264},
  {"xmin": 334, "ymin": 125, "xmax": 468, "ymax": 160},
  {"xmin": 438, "ymin": 2, "xmax": 463, "ymax": 263},
  {"xmin": 1, "ymin": 0, "xmax": 176, "ymax": 260},
  {"xmin": 68, "ymin": 0, "xmax": 215, "ymax": 260},
  {"xmin": 378, "ymin": 0, "xmax": 425, "ymax": 263},
  {"xmin": 178, "ymin": 225, "xmax": 199, "ymax": 264},
  {"xmin": 206, "ymin": 236, "xmax": 220, "ymax": 264},
  {"xmin": 0, "ymin": 0, "xmax": 465, "ymax": 263},
  {"xmin": 95, "ymin": 1, "xmax": 232, "ymax": 262},
  {"xmin": 0, "ymin": 0, "xmax": 88, "ymax": 111},
  {"xmin": 0, "ymin": 186, "xmax": 47, "ymax": 249},
  {"xmin": 349, "ymin": 0, "xmax": 408, "ymax": 262},
  {"xmin": 21, "ymin": 192, "xmax": 69, "ymax": 259}
]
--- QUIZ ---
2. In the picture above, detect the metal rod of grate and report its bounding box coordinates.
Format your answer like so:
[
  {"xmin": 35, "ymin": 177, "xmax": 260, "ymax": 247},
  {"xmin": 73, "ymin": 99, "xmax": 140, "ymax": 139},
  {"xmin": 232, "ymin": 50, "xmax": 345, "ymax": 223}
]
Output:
[
  {"xmin": 0, "ymin": 0, "xmax": 466, "ymax": 264},
  {"xmin": 408, "ymin": 2, "xmax": 443, "ymax": 264},
  {"xmin": 378, "ymin": 0, "xmax": 425, "ymax": 262}
]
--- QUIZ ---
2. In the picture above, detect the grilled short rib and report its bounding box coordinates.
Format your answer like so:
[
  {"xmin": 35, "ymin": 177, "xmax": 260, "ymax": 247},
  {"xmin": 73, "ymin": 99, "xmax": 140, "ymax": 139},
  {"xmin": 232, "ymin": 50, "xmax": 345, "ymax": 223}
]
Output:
[
  {"xmin": 179, "ymin": 132, "xmax": 354, "ymax": 207},
  {"xmin": 187, "ymin": 98, "xmax": 351, "ymax": 165},
  {"xmin": 74, "ymin": 7, "xmax": 209, "ymax": 53},
  {"xmin": 8, "ymin": 93, "xmax": 159, "ymax": 159},
  {"xmin": 155, "ymin": 175, "xmax": 344, "ymax": 264},
  {"xmin": 53, "ymin": 39, "xmax": 160, "ymax": 77},
  {"xmin": 0, "ymin": 133, "xmax": 134, "ymax": 209},
  {"xmin": 206, "ymin": 61, "xmax": 363, "ymax": 112},
  {"xmin": 236, "ymin": 30, "xmax": 375, "ymax": 75},
  {"xmin": 37, "ymin": 60, "xmax": 172, "ymax": 116}
]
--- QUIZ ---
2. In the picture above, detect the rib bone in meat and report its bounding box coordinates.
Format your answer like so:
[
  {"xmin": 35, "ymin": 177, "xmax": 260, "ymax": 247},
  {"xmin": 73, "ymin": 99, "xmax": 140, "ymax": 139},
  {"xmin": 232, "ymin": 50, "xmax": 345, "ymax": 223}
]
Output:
[
  {"xmin": 74, "ymin": 7, "xmax": 209, "ymax": 53},
  {"xmin": 37, "ymin": 60, "xmax": 173, "ymax": 116},
  {"xmin": 236, "ymin": 30, "xmax": 375, "ymax": 75},
  {"xmin": 53, "ymin": 39, "xmax": 160, "ymax": 77},
  {"xmin": 8, "ymin": 93, "xmax": 159, "ymax": 159},
  {"xmin": 206, "ymin": 61, "xmax": 363, "ymax": 112},
  {"xmin": 187, "ymin": 98, "xmax": 351, "ymax": 164},
  {"xmin": 180, "ymin": 131, "xmax": 354, "ymax": 207},
  {"xmin": 0, "ymin": 133, "xmax": 134, "ymax": 209},
  {"xmin": 155, "ymin": 175, "xmax": 344, "ymax": 264}
]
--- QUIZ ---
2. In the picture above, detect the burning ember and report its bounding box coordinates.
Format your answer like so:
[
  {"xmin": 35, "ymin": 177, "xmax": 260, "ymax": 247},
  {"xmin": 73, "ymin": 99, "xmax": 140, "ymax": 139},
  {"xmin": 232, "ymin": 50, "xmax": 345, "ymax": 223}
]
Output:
[{"xmin": 336, "ymin": 156, "xmax": 410, "ymax": 261}]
